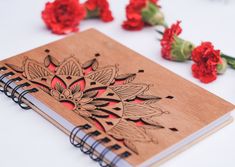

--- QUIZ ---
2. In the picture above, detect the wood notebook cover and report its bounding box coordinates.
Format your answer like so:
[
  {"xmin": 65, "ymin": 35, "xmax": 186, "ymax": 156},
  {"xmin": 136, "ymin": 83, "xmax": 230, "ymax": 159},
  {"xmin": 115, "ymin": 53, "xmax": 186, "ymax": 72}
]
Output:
[{"xmin": 0, "ymin": 29, "xmax": 234, "ymax": 166}]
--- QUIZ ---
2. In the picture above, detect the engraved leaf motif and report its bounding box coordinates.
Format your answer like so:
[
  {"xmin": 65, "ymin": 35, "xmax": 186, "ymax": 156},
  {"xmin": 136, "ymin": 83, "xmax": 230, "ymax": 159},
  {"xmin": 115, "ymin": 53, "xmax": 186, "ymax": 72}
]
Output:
[
  {"xmin": 115, "ymin": 73, "xmax": 134, "ymax": 80},
  {"xmin": 92, "ymin": 59, "xmax": 99, "ymax": 70},
  {"xmin": 141, "ymin": 124, "xmax": 165, "ymax": 131},
  {"xmin": 24, "ymin": 59, "xmax": 54, "ymax": 80},
  {"xmin": 82, "ymin": 104, "xmax": 96, "ymax": 111},
  {"xmin": 56, "ymin": 57, "xmax": 83, "ymax": 76},
  {"xmin": 108, "ymin": 119, "xmax": 151, "ymax": 142},
  {"xmin": 124, "ymin": 140, "xmax": 139, "ymax": 154},
  {"xmin": 82, "ymin": 58, "xmax": 95, "ymax": 69},
  {"xmin": 124, "ymin": 74, "xmax": 136, "ymax": 84},
  {"xmin": 22, "ymin": 57, "xmax": 28, "ymax": 66},
  {"xmin": 83, "ymin": 90, "xmax": 99, "ymax": 98},
  {"xmin": 79, "ymin": 97, "xmax": 92, "ymax": 104},
  {"xmin": 110, "ymin": 84, "xmax": 148, "ymax": 100},
  {"xmin": 50, "ymin": 55, "xmax": 60, "ymax": 66},
  {"xmin": 90, "ymin": 100, "xmax": 109, "ymax": 107},
  {"xmin": 123, "ymin": 102, "xmax": 164, "ymax": 119},
  {"xmin": 75, "ymin": 110, "xmax": 92, "ymax": 117},
  {"xmin": 6, "ymin": 63, "xmax": 24, "ymax": 73},
  {"xmin": 115, "ymin": 73, "xmax": 136, "ymax": 84},
  {"xmin": 143, "ymin": 99, "xmax": 161, "ymax": 105},
  {"xmin": 44, "ymin": 55, "xmax": 50, "ymax": 67},
  {"xmin": 55, "ymin": 82, "xmax": 64, "ymax": 93},
  {"xmin": 82, "ymin": 58, "xmax": 98, "ymax": 70},
  {"xmin": 50, "ymin": 89, "xmax": 60, "ymax": 100},
  {"xmin": 86, "ymin": 66, "xmax": 116, "ymax": 86},
  {"xmin": 109, "ymin": 132, "xmax": 123, "ymax": 140},
  {"xmin": 141, "ymin": 125, "xmax": 160, "ymax": 130},
  {"xmin": 74, "ymin": 91, "xmax": 83, "ymax": 99},
  {"xmin": 137, "ymin": 95, "xmax": 162, "ymax": 104},
  {"xmin": 141, "ymin": 117, "xmax": 164, "ymax": 127},
  {"xmin": 22, "ymin": 72, "xmax": 27, "ymax": 78},
  {"xmin": 71, "ymin": 84, "xmax": 80, "ymax": 94},
  {"xmin": 91, "ymin": 110, "xmax": 109, "ymax": 117},
  {"xmin": 137, "ymin": 95, "xmax": 162, "ymax": 100},
  {"xmin": 44, "ymin": 55, "xmax": 59, "ymax": 67}
]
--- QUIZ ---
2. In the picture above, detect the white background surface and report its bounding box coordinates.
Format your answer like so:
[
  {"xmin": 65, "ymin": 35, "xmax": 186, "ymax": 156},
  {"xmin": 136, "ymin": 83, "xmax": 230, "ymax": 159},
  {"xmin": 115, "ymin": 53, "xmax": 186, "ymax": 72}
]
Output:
[{"xmin": 0, "ymin": 0, "xmax": 235, "ymax": 167}]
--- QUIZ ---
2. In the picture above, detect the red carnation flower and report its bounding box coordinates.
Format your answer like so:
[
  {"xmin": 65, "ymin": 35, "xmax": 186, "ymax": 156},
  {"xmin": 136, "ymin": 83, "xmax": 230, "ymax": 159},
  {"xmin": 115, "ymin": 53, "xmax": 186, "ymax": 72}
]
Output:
[
  {"xmin": 160, "ymin": 21, "xmax": 194, "ymax": 61},
  {"xmin": 191, "ymin": 42, "xmax": 222, "ymax": 83},
  {"xmin": 122, "ymin": 12, "xmax": 144, "ymax": 30},
  {"xmin": 122, "ymin": 0, "xmax": 165, "ymax": 31},
  {"xmin": 84, "ymin": 0, "xmax": 114, "ymax": 22},
  {"xmin": 161, "ymin": 21, "xmax": 182, "ymax": 60},
  {"xmin": 42, "ymin": 0, "xmax": 86, "ymax": 35}
]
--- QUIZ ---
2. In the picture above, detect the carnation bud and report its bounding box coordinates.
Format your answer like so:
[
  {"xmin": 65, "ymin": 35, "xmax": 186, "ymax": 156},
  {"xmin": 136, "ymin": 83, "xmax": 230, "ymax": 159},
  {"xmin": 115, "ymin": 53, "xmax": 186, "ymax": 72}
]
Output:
[
  {"xmin": 170, "ymin": 36, "xmax": 194, "ymax": 61},
  {"xmin": 141, "ymin": 1, "xmax": 166, "ymax": 27},
  {"xmin": 86, "ymin": 8, "xmax": 100, "ymax": 18},
  {"xmin": 229, "ymin": 61, "xmax": 235, "ymax": 69},
  {"xmin": 84, "ymin": 0, "xmax": 113, "ymax": 22},
  {"xmin": 217, "ymin": 58, "xmax": 227, "ymax": 74},
  {"xmin": 221, "ymin": 53, "xmax": 235, "ymax": 69}
]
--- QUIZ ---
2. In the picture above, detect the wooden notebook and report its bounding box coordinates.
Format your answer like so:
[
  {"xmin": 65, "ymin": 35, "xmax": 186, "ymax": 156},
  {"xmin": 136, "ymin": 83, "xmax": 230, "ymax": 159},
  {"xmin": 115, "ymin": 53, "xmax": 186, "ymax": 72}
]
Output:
[{"xmin": 0, "ymin": 29, "xmax": 234, "ymax": 167}]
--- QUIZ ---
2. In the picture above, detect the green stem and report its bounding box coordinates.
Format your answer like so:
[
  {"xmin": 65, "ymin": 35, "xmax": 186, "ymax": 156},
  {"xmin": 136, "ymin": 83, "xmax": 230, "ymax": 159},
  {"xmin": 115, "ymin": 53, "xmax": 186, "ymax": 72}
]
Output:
[{"xmin": 221, "ymin": 53, "xmax": 235, "ymax": 69}]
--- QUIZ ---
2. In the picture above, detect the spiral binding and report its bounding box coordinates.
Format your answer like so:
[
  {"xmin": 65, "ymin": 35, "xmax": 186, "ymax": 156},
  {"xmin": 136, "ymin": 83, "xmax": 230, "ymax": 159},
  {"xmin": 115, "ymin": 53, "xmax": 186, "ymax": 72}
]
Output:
[
  {"xmin": 0, "ymin": 65, "xmax": 38, "ymax": 110},
  {"xmin": 0, "ymin": 71, "xmax": 14, "ymax": 92},
  {"xmin": 4, "ymin": 77, "xmax": 22, "ymax": 97},
  {"xmin": 1, "ymin": 65, "xmax": 131, "ymax": 166},
  {"xmin": 70, "ymin": 124, "xmax": 132, "ymax": 167},
  {"xmin": 11, "ymin": 82, "xmax": 31, "ymax": 103}
]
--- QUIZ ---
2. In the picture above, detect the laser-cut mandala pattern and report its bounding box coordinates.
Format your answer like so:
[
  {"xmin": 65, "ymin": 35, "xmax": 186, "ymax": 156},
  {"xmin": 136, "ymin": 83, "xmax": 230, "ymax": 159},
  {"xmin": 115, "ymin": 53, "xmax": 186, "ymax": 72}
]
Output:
[{"xmin": 7, "ymin": 52, "xmax": 176, "ymax": 154}]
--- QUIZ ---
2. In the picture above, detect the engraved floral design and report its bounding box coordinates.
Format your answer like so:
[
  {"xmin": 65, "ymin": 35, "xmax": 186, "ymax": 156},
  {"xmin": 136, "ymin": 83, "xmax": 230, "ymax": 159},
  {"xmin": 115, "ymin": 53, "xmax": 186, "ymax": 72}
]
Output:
[
  {"xmin": 51, "ymin": 83, "xmax": 97, "ymax": 113},
  {"xmin": 7, "ymin": 53, "xmax": 175, "ymax": 154}
]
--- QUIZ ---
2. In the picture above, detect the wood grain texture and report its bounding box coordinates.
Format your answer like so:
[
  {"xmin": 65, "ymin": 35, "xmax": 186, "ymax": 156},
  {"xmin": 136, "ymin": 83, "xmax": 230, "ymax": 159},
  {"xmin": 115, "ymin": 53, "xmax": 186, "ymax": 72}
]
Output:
[{"xmin": 0, "ymin": 29, "xmax": 234, "ymax": 166}]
